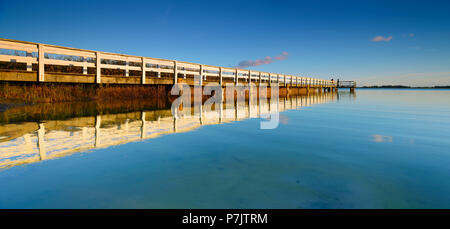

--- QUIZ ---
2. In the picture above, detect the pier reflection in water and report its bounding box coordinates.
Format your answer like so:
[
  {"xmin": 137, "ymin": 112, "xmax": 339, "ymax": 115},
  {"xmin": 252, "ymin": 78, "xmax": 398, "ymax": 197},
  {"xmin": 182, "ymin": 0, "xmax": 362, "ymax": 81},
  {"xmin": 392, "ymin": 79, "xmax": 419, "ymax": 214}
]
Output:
[{"xmin": 0, "ymin": 92, "xmax": 351, "ymax": 170}]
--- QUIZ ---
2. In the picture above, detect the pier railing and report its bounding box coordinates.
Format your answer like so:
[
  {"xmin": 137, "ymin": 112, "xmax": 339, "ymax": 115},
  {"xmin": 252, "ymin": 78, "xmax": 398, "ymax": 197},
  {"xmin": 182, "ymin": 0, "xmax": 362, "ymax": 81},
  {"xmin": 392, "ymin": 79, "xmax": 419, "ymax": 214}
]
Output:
[
  {"xmin": 337, "ymin": 80, "xmax": 356, "ymax": 88},
  {"xmin": 0, "ymin": 38, "xmax": 336, "ymax": 87}
]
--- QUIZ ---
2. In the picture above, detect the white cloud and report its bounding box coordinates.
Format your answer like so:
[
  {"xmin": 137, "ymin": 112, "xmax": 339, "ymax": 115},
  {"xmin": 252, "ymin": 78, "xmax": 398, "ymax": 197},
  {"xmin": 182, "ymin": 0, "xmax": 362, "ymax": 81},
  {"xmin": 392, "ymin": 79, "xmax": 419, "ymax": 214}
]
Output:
[{"xmin": 371, "ymin": 36, "xmax": 393, "ymax": 42}]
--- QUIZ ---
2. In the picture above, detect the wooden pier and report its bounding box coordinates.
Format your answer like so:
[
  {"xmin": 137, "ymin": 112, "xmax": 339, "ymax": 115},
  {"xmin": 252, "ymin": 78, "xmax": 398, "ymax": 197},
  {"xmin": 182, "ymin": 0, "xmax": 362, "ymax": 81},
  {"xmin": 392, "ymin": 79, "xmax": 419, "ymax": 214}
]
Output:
[{"xmin": 0, "ymin": 38, "xmax": 336, "ymax": 91}]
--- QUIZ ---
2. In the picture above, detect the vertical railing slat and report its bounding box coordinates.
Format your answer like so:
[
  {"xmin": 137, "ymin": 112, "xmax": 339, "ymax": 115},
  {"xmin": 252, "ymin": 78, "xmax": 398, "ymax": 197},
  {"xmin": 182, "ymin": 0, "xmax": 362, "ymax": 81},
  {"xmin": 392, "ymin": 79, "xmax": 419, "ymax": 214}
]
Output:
[
  {"xmin": 96, "ymin": 52, "xmax": 101, "ymax": 84},
  {"xmin": 38, "ymin": 44, "xmax": 45, "ymax": 82}
]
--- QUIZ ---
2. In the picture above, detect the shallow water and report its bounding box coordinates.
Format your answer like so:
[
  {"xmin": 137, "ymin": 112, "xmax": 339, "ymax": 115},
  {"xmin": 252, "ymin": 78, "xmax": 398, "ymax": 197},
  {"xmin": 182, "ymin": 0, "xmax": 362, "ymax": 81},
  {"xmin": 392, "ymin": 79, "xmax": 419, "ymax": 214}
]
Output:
[{"xmin": 1, "ymin": 89, "xmax": 449, "ymax": 209}]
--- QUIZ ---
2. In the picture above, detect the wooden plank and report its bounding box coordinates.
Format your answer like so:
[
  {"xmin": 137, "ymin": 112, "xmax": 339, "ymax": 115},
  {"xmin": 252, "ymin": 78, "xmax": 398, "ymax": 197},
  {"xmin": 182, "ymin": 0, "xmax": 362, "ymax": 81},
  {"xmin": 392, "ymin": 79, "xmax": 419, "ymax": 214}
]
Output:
[
  {"xmin": 0, "ymin": 40, "xmax": 38, "ymax": 52},
  {"xmin": 141, "ymin": 57, "xmax": 146, "ymax": 84},
  {"xmin": 100, "ymin": 63, "xmax": 141, "ymax": 71},
  {"xmin": 100, "ymin": 53, "xmax": 142, "ymax": 63},
  {"xmin": 44, "ymin": 46, "xmax": 96, "ymax": 58},
  {"xmin": 144, "ymin": 58, "xmax": 175, "ymax": 66},
  {"xmin": 178, "ymin": 62, "xmax": 200, "ymax": 70},
  {"xmin": 179, "ymin": 70, "xmax": 200, "ymax": 75},
  {"xmin": 144, "ymin": 67, "xmax": 174, "ymax": 73},
  {"xmin": 44, "ymin": 59, "xmax": 95, "ymax": 67},
  {"xmin": 203, "ymin": 66, "xmax": 220, "ymax": 71},
  {"xmin": 38, "ymin": 44, "xmax": 44, "ymax": 82},
  {"xmin": 96, "ymin": 52, "xmax": 101, "ymax": 84},
  {"xmin": 0, "ymin": 55, "xmax": 38, "ymax": 63},
  {"xmin": 204, "ymin": 73, "xmax": 219, "ymax": 77}
]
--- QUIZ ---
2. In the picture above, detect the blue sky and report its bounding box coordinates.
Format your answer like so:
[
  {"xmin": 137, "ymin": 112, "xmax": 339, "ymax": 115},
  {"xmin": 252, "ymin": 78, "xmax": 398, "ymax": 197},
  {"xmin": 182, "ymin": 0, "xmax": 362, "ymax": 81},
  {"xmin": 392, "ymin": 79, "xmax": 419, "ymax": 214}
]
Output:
[{"xmin": 1, "ymin": 0, "xmax": 449, "ymax": 86}]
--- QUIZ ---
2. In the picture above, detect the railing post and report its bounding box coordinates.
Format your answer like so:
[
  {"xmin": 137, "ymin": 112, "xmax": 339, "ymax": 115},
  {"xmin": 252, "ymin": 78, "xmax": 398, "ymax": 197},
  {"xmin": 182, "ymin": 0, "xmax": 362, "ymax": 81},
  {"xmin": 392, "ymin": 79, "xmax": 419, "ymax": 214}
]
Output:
[
  {"xmin": 96, "ymin": 52, "xmax": 101, "ymax": 84},
  {"xmin": 38, "ymin": 44, "xmax": 45, "ymax": 82},
  {"xmin": 203, "ymin": 67, "xmax": 207, "ymax": 81},
  {"xmin": 219, "ymin": 67, "xmax": 223, "ymax": 85},
  {"xmin": 259, "ymin": 72, "xmax": 262, "ymax": 85},
  {"xmin": 174, "ymin": 60, "xmax": 178, "ymax": 84},
  {"xmin": 141, "ymin": 57, "xmax": 146, "ymax": 84},
  {"xmin": 26, "ymin": 51, "xmax": 33, "ymax": 71},
  {"xmin": 235, "ymin": 69, "xmax": 238, "ymax": 86},
  {"xmin": 125, "ymin": 61, "xmax": 129, "ymax": 77},
  {"xmin": 82, "ymin": 57, "xmax": 88, "ymax": 75},
  {"xmin": 199, "ymin": 65, "xmax": 203, "ymax": 86}
]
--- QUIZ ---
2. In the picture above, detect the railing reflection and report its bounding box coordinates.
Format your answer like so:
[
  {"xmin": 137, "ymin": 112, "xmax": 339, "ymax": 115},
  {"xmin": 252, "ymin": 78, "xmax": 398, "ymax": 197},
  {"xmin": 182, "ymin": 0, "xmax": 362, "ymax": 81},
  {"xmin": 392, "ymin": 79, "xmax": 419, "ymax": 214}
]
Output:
[{"xmin": 0, "ymin": 92, "xmax": 349, "ymax": 170}]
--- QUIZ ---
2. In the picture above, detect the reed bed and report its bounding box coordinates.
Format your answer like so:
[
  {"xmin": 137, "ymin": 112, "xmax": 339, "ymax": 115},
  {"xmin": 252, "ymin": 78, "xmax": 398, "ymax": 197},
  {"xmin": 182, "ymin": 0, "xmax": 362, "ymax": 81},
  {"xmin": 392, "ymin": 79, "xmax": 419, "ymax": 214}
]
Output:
[{"xmin": 0, "ymin": 82, "xmax": 171, "ymax": 104}]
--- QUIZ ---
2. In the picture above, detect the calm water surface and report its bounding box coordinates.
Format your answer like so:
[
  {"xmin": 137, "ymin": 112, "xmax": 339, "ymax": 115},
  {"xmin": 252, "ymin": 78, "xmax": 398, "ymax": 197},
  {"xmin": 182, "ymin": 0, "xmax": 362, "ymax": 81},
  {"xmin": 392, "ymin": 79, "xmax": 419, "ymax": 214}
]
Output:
[{"xmin": 0, "ymin": 89, "xmax": 449, "ymax": 208}]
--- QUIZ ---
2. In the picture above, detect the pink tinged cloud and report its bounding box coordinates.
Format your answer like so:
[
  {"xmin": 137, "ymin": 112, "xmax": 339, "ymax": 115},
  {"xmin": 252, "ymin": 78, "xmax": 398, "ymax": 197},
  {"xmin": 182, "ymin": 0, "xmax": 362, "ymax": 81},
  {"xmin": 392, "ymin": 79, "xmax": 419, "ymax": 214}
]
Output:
[
  {"xmin": 371, "ymin": 36, "xmax": 393, "ymax": 42},
  {"xmin": 236, "ymin": 52, "xmax": 289, "ymax": 68}
]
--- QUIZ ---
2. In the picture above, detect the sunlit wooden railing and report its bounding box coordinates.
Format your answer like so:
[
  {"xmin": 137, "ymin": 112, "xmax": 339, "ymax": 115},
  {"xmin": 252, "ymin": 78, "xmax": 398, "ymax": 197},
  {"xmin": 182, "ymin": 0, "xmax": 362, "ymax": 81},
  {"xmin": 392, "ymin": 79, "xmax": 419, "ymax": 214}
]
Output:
[{"xmin": 0, "ymin": 38, "xmax": 336, "ymax": 87}]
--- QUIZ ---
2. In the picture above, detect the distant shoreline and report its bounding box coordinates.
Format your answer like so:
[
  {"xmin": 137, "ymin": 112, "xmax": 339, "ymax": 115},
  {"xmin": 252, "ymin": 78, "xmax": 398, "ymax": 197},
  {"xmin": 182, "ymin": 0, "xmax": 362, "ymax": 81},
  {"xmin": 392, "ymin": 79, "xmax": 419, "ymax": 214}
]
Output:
[{"xmin": 358, "ymin": 85, "xmax": 450, "ymax": 89}]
